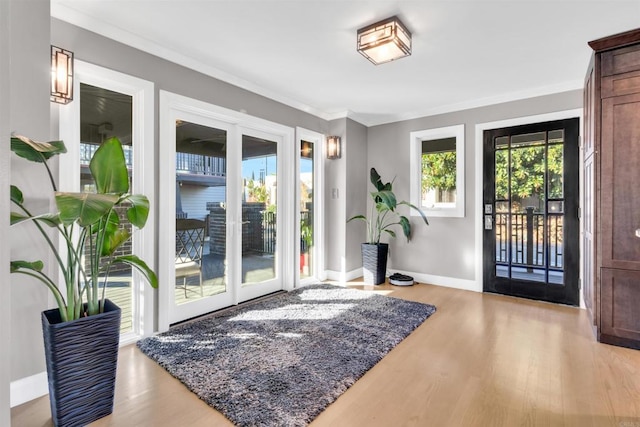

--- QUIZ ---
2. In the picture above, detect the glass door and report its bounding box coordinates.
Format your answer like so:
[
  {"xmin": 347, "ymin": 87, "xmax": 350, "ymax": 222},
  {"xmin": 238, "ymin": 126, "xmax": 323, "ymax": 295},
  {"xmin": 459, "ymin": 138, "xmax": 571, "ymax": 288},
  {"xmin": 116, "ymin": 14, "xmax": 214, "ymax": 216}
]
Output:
[
  {"xmin": 237, "ymin": 129, "xmax": 284, "ymax": 302},
  {"xmin": 59, "ymin": 61, "xmax": 155, "ymax": 343},
  {"xmin": 482, "ymin": 118, "xmax": 580, "ymax": 305},
  {"xmin": 79, "ymin": 83, "xmax": 136, "ymax": 334},
  {"xmin": 159, "ymin": 92, "xmax": 294, "ymax": 328},
  {"xmin": 299, "ymin": 139, "xmax": 314, "ymax": 280},
  {"xmin": 296, "ymin": 128, "xmax": 324, "ymax": 284},
  {"xmin": 166, "ymin": 114, "xmax": 234, "ymax": 324}
]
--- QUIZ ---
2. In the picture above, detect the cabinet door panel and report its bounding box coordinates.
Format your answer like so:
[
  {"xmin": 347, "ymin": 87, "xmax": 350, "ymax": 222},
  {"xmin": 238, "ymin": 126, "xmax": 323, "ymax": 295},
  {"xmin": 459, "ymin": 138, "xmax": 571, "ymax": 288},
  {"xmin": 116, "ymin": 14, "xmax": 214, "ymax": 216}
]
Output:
[
  {"xmin": 601, "ymin": 92, "xmax": 640, "ymax": 269},
  {"xmin": 602, "ymin": 70, "xmax": 640, "ymax": 98},
  {"xmin": 601, "ymin": 268, "xmax": 640, "ymax": 343},
  {"xmin": 583, "ymin": 155, "xmax": 596, "ymax": 325},
  {"xmin": 602, "ymin": 44, "xmax": 640, "ymax": 76}
]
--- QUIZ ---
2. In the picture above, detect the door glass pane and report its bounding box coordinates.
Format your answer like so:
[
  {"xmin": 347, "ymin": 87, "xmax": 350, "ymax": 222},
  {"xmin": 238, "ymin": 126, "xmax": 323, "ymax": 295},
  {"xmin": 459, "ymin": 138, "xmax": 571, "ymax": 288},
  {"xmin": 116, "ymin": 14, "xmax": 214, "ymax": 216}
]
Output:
[
  {"xmin": 242, "ymin": 135, "xmax": 277, "ymax": 285},
  {"xmin": 174, "ymin": 120, "xmax": 227, "ymax": 304},
  {"xmin": 300, "ymin": 140, "xmax": 314, "ymax": 279},
  {"xmin": 494, "ymin": 149, "xmax": 508, "ymax": 200},
  {"xmin": 493, "ymin": 129, "xmax": 566, "ymax": 286},
  {"xmin": 548, "ymin": 143, "xmax": 564, "ymax": 199},
  {"xmin": 80, "ymin": 83, "xmax": 133, "ymax": 333}
]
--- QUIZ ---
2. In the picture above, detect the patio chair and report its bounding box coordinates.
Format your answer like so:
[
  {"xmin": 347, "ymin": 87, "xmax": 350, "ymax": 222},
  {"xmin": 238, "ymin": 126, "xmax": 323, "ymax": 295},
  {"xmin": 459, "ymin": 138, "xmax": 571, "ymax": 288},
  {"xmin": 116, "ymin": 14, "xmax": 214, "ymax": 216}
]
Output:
[{"xmin": 175, "ymin": 218, "xmax": 206, "ymax": 298}]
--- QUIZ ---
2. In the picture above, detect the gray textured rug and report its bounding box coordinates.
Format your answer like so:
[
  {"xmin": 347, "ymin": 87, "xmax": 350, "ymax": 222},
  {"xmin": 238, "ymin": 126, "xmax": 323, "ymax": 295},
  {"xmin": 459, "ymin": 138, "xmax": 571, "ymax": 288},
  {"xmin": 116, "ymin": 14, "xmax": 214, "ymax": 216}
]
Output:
[{"xmin": 137, "ymin": 284, "xmax": 436, "ymax": 426}]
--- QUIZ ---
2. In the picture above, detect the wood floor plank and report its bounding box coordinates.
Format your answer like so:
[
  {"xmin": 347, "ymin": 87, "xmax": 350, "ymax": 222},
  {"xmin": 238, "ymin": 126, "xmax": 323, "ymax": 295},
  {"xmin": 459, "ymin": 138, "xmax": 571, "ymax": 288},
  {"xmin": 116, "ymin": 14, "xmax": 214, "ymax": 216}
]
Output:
[{"xmin": 11, "ymin": 281, "xmax": 640, "ymax": 426}]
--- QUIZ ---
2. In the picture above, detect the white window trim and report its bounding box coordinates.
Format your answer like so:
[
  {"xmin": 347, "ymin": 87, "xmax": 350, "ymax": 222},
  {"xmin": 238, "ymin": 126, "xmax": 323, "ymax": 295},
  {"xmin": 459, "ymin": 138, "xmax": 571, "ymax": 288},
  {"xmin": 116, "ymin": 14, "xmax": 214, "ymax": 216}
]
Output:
[
  {"xmin": 295, "ymin": 127, "xmax": 326, "ymax": 285},
  {"xmin": 410, "ymin": 124, "xmax": 465, "ymax": 218},
  {"xmin": 58, "ymin": 61, "xmax": 155, "ymax": 343}
]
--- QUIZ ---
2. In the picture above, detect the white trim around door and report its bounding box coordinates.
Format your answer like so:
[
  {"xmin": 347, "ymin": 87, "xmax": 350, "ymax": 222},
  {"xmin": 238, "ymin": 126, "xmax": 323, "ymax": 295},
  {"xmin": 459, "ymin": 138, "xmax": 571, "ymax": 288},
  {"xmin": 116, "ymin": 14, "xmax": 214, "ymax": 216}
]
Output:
[
  {"xmin": 158, "ymin": 91, "xmax": 295, "ymax": 331},
  {"xmin": 58, "ymin": 60, "xmax": 155, "ymax": 344},
  {"xmin": 474, "ymin": 108, "xmax": 583, "ymax": 301}
]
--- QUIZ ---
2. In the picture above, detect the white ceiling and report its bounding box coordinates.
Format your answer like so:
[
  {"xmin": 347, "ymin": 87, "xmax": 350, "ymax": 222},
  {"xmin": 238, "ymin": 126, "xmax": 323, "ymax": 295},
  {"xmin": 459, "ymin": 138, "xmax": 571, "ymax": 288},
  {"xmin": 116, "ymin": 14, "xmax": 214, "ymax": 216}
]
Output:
[{"xmin": 52, "ymin": 1, "xmax": 640, "ymax": 126}]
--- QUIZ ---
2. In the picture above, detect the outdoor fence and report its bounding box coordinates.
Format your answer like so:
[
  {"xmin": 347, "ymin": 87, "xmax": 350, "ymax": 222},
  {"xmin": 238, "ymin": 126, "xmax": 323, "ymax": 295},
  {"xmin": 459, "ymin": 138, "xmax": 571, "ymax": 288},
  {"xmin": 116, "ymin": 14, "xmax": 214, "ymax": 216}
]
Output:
[{"xmin": 495, "ymin": 207, "xmax": 563, "ymax": 270}]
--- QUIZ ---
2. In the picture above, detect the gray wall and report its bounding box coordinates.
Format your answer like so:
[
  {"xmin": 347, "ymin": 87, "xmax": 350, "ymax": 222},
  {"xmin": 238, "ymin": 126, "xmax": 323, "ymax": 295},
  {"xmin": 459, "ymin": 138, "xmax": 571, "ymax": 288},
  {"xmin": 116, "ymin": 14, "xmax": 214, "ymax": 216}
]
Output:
[
  {"xmin": 344, "ymin": 119, "xmax": 368, "ymax": 272},
  {"xmin": 366, "ymin": 90, "xmax": 582, "ymax": 281},
  {"xmin": 325, "ymin": 118, "xmax": 347, "ymax": 273},
  {"xmin": 324, "ymin": 117, "xmax": 368, "ymax": 276},
  {"xmin": 1, "ymin": 0, "xmax": 11, "ymax": 422},
  {"xmin": 51, "ymin": 19, "xmax": 328, "ymax": 134},
  {"xmin": 9, "ymin": 0, "xmax": 52, "ymax": 384}
]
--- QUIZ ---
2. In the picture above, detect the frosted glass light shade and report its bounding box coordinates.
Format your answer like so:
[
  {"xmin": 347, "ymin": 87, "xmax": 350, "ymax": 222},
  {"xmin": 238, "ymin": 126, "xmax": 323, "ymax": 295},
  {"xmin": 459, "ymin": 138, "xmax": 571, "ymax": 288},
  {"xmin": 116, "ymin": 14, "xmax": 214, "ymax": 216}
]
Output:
[{"xmin": 357, "ymin": 16, "xmax": 412, "ymax": 65}]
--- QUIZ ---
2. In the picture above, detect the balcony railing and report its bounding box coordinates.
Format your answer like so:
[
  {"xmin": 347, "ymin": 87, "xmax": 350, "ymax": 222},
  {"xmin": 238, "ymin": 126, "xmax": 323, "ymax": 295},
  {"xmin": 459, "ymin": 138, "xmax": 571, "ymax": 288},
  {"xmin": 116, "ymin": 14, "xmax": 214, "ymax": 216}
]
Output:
[
  {"xmin": 495, "ymin": 209, "xmax": 563, "ymax": 270},
  {"xmin": 176, "ymin": 152, "xmax": 226, "ymax": 176},
  {"xmin": 80, "ymin": 143, "xmax": 226, "ymax": 177}
]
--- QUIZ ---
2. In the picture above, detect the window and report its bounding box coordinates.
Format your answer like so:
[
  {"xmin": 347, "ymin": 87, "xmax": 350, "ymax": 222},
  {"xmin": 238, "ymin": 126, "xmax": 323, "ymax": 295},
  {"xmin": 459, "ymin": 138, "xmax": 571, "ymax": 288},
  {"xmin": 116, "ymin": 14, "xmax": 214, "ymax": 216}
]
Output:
[{"xmin": 410, "ymin": 125, "xmax": 465, "ymax": 218}]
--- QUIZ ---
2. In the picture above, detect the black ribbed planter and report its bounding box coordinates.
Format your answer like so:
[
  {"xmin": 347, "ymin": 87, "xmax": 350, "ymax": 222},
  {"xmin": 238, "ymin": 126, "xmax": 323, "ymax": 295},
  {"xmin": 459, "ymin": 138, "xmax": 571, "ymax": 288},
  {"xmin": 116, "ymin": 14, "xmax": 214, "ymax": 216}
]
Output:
[
  {"xmin": 362, "ymin": 243, "xmax": 389, "ymax": 285},
  {"xmin": 41, "ymin": 299, "xmax": 121, "ymax": 427}
]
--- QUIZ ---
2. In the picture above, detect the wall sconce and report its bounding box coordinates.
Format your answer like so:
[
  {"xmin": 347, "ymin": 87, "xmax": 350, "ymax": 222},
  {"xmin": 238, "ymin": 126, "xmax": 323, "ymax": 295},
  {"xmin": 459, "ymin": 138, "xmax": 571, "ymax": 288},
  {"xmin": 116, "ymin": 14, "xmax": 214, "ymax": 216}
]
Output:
[
  {"xmin": 357, "ymin": 16, "xmax": 412, "ymax": 65},
  {"xmin": 301, "ymin": 140, "xmax": 313, "ymax": 159},
  {"xmin": 50, "ymin": 45, "xmax": 74, "ymax": 104},
  {"xmin": 326, "ymin": 136, "xmax": 341, "ymax": 160}
]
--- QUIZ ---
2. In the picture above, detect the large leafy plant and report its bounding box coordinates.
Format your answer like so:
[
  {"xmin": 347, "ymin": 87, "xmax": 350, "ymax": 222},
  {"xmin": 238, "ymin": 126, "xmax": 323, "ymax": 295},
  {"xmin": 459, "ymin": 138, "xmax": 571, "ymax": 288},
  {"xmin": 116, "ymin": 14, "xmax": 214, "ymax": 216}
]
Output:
[
  {"xmin": 348, "ymin": 168, "xmax": 429, "ymax": 244},
  {"xmin": 10, "ymin": 135, "xmax": 158, "ymax": 322}
]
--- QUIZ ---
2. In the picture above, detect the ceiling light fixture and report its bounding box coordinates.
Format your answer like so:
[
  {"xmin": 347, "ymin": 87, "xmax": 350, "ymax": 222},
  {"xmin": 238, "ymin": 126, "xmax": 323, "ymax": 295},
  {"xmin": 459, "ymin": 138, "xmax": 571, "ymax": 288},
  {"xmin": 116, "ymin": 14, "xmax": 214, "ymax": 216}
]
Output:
[
  {"xmin": 357, "ymin": 15, "xmax": 412, "ymax": 65},
  {"xmin": 50, "ymin": 45, "xmax": 74, "ymax": 104}
]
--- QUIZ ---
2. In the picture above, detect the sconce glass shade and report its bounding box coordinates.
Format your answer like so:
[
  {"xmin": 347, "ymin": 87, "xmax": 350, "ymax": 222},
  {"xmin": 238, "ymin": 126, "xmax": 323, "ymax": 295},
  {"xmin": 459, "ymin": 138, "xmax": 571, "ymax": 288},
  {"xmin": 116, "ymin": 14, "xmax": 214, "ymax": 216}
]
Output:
[
  {"xmin": 326, "ymin": 136, "xmax": 341, "ymax": 159},
  {"xmin": 51, "ymin": 45, "xmax": 74, "ymax": 104},
  {"xmin": 357, "ymin": 16, "xmax": 411, "ymax": 65},
  {"xmin": 301, "ymin": 140, "xmax": 313, "ymax": 159}
]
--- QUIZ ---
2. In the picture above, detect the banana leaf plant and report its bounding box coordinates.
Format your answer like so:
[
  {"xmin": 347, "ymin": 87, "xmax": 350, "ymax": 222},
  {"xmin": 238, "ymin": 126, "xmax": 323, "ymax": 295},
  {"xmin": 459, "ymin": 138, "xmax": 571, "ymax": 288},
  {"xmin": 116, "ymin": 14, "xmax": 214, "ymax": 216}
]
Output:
[
  {"xmin": 10, "ymin": 134, "xmax": 158, "ymax": 322},
  {"xmin": 348, "ymin": 167, "xmax": 429, "ymax": 244}
]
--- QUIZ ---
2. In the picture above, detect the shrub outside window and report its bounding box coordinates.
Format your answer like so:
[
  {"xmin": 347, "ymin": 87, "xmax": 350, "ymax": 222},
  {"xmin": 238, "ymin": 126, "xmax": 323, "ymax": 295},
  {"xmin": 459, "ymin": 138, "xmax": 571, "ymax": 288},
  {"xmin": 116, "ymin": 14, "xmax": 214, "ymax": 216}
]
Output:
[{"xmin": 410, "ymin": 125, "xmax": 465, "ymax": 218}]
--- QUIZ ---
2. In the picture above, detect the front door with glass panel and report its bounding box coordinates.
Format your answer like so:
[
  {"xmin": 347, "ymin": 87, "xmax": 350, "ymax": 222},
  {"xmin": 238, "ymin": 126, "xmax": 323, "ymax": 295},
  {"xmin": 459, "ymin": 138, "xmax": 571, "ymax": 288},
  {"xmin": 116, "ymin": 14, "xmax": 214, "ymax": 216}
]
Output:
[{"xmin": 483, "ymin": 118, "xmax": 579, "ymax": 305}]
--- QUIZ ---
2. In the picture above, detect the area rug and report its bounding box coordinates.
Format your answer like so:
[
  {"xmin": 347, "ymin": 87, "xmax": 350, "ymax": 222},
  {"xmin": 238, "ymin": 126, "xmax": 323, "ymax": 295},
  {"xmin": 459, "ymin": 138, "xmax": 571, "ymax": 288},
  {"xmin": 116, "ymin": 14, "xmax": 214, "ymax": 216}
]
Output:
[{"xmin": 137, "ymin": 283, "xmax": 436, "ymax": 426}]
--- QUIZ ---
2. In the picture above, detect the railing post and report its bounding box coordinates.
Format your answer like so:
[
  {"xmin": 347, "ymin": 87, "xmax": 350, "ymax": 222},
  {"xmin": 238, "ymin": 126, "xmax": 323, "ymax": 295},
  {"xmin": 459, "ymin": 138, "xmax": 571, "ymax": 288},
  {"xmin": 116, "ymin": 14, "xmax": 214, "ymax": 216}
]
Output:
[{"xmin": 526, "ymin": 206, "xmax": 534, "ymax": 272}]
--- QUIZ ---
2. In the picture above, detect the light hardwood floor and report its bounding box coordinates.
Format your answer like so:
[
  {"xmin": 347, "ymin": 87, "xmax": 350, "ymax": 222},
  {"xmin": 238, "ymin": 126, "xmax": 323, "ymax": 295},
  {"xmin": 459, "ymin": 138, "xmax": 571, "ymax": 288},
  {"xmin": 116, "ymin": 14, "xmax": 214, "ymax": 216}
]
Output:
[{"xmin": 12, "ymin": 281, "xmax": 640, "ymax": 426}]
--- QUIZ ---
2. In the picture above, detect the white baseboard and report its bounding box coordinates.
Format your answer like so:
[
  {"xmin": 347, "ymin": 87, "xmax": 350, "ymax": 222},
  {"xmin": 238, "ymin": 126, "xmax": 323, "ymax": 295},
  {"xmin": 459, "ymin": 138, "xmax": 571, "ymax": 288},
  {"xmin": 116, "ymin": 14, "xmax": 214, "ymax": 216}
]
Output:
[
  {"xmin": 10, "ymin": 371, "xmax": 48, "ymax": 408},
  {"xmin": 325, "ymin": 268, "xmax": 479, "ymax": 292},
  {"xmin": 324, "ymin": 268, "xmax": 362, "ymax": 283},
  {"xmin": 392, "ymin": 270, "xmax": 481, "ymax": 292}
]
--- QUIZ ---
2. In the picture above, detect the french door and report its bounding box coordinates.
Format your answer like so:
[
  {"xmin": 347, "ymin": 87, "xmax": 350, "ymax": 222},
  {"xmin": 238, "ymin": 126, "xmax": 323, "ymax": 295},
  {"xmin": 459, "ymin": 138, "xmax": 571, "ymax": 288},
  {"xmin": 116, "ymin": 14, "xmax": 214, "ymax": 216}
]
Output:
[
  {"xmin": 159, "ymin": 92, "xmax": 294, "ymax": 328},
  {"xmin": 483, "ymin": 118, "xmax": 580, "ymax": 305}
]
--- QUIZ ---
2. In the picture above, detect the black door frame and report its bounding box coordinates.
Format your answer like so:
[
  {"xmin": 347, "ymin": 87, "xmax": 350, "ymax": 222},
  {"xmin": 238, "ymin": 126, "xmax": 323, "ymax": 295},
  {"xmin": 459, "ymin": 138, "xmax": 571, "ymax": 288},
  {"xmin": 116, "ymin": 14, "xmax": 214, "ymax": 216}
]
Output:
[{"xmin": 483, "ymin": 118, "xmax": 580, "ymax": 306}]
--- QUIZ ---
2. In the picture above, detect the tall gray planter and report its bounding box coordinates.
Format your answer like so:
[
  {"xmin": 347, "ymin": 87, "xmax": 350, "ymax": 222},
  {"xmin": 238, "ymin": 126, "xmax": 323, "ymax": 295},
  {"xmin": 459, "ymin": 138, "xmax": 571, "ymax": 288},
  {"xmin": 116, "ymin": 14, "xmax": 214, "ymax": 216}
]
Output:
[
  {"xmin": 41, "ymin": 299, "xmax": 121, "ymax": 427},
  {"xmin": 362, "ymin": 243, "xmax": 389, "ymax": 285}
]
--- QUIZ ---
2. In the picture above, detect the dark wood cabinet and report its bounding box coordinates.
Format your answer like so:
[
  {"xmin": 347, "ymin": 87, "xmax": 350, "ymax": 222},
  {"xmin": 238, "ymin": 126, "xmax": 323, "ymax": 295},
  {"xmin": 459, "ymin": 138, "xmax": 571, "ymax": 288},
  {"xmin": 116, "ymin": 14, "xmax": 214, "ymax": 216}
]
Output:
[{"xmin": 584, "ymin": 28, "xmax": 640, "ymax": 350}]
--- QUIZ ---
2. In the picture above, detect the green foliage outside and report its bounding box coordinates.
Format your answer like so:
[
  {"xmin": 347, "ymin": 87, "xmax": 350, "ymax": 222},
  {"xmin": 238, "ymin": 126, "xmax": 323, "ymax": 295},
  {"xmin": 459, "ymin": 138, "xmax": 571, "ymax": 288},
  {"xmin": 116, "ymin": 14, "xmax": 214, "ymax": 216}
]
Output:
[
  {"xmin": 422, "ymin": 144, "xmax": 563, "ymax": 212},
  {"xmin": 246, "ymin": 179, "xmax": 269, "ymax": 204},
  {"xmin": 495, "ymin": 144, "xmax": 563, "ymax": 210},
  {"xmin": 421, "ymin": 151, "xmax": 457, "ymax": 193}
]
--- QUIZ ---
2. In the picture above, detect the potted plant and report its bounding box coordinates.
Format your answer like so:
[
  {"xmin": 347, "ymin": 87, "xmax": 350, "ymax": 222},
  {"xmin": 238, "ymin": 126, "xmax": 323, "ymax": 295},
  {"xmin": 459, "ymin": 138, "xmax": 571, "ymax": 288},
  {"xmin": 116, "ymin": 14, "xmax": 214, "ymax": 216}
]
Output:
[
  {"xmin": 348, "ymin": 168, "xmax": 428, "ymax": 285},
  {"xmin": 10, "ymin": 134, "xmax": 158, "ymax": 427},
  {"xmin": 300, "ymin": 216, "xmax": 313, "ymax": 274}
]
